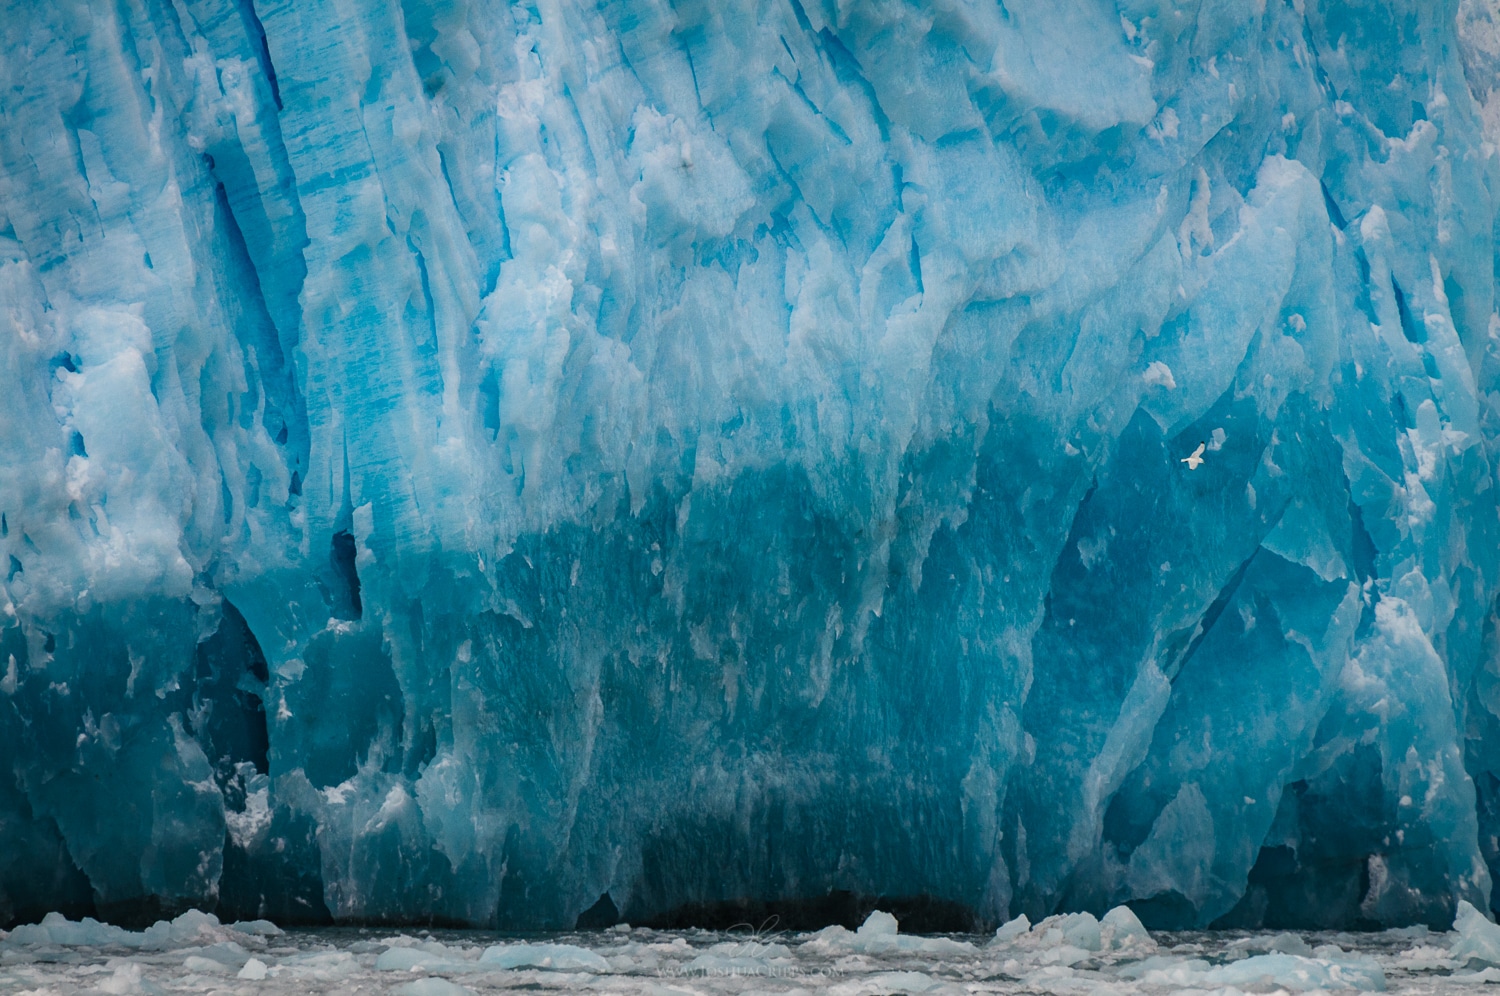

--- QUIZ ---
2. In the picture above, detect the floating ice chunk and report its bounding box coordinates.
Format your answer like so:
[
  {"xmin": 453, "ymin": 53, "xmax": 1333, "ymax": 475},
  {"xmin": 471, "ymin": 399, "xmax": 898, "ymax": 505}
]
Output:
[
  {"xmin": 898, "ymin": 934, "xmax": 978, "ymax": 956},
  {"xmin": 377, "ymin": 945, "xmax": 429, "ymax": 969},
  {"xmin": 274, "ymin": 950, "xmax": 361, "ymax": 979},
  {"xmin": 478, "ymin": 941, "xmax": 612, "ymax": 972},
  {"xmin": 1117, "ymin": 954, "xmax": 1212, "ymax": 981},
  {"xmin": 1204, "ymin": 952, "xmax": 1386, "ymax": 991},
  {"xmin": 1228, "ymin": 930, "xmax": 1313, "ymax": 957},
  {"xmin": 392, "ymin": 980, "xmax": 475, "ymax": 996},
  {"xmin": 993, "ymin": 913, "xmax": 1031, "ymax": 943},
  {"xmin": 237, "ymin": 957, "xmax": 269, "ymax": 980},
  {"xmin": 801, "ymin": 911, "xmax": 889, "ymax": 954},
  {"xmin": 97, "ymin": 960, "xmax": 162, "ymax": 995},
  {"xmin": 229, "ymin": 919, "xmax": 282, "ymax": 937},
  {"xmin": 694, "ymin": 938, "xmax": 793, "ymax": 960},
  {"xmin": 6, "ymin": 912, "xmax": 141, "ymax": 948},
  {"xmin": 0, "ymin": 909, "xmax": 255, "ymax": 955},
  {"xmin": 1006, "ymin": 911, "xmax": 1104, "ymax": 964},
  {"xmin": 376, "ymin": 942, "xmax": 481, "ymax": 973},
  {"xmin": 1451, "ymin": 899, "xmax": 1500, "ymax": 966},
  {"xmin": 803, "ymin": 923, "xmax": 859, "ymax": 953},
  {"xmin": 803, "ymin": 910, "xmax": 976, "ymax": 956},
  {"xmin": 1053, "ymin": 912, "xmax": 1102, "ymax": 951},
  {"xmin": 986, "ymin": 911, "xmax": 1115, "ymax": 967},
  {"xmin": 853, "ymin": 909, "xmax": 900, "ymax": 953},
  {"xmin": 1393, "ymin": 942, "xmax": 1456, "ymax": 972},
  {"xmin": 682, "ymin": 939, "xmax": 797, "ymax": 977},
  {"xmin": 1121, "ymin": 950, "xmax": 1383, "ymax": 991},
  {"xmin": 833, "ymin": 970, "xmax": 945, "ymax": 993},
  {"xmin": 154, "ymin": 910, "xmax": 226, "ymax": 948},
  {"xmin": 182, "ymin": 954, "xmax": 234, "ymax": 975},
  {"xmin": 183, "ymin": 942, "xmax": 250, "ymax": 970},
  {"xmin": 1100, "ymin": 905, "xmax": 1156, "ymax": 952}
]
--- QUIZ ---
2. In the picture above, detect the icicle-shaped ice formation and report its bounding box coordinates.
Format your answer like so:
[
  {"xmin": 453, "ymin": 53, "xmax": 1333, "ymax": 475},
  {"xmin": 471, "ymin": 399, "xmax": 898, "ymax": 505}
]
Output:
[{"xmin": 4, "ymin": 0, "xmax": 1500, "ymax": 930}]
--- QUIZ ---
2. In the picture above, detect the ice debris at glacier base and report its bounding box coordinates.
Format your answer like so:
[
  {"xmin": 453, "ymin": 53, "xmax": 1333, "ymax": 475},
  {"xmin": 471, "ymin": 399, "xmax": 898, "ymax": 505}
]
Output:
[
  {"xmin": 7, "ymin": 0, "xmax": 1500, "ymax": 932},
  {"xmin": 14, "ymin": 903, "xmax": 1500, "ymax": 994}
]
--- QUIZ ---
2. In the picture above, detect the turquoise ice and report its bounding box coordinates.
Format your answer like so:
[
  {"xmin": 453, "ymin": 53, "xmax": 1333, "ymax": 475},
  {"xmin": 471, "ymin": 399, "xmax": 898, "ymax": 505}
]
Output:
[{"xmin": 3, "ymin": 0, "xmax": 1500, "ymax": 931}]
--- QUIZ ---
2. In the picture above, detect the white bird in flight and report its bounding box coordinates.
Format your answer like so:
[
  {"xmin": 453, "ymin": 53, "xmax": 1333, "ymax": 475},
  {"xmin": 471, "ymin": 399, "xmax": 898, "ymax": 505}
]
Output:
[{"xmin": 1181, "ymin": 442, "xmax": 1206, "ymax": 470}]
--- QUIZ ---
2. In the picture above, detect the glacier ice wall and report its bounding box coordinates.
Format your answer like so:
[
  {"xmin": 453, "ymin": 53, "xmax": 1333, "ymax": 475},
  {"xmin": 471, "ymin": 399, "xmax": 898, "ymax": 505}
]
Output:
[{"xmin": 4, "ymin": 0, "xmax": 1500, "ymax": 931}]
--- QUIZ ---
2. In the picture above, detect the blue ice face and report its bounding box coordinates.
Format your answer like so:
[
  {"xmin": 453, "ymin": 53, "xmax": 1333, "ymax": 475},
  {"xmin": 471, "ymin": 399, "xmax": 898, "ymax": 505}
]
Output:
[{"xmin": 1, "ymin": 0, "xmax": 1499, "ymax": 931}]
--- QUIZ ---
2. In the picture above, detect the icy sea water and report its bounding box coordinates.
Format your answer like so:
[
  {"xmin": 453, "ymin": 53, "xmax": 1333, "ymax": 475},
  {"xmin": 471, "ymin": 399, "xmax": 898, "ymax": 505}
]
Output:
[{"xmin": 8, "ymin": 906, "xmax": 1500, "ymax": 995}]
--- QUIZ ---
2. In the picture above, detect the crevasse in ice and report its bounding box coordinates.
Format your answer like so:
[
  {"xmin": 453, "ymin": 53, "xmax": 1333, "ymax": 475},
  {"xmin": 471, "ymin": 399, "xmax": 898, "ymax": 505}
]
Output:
[{"xmin": 4, "ymin": 0, "xmax": 1500, "ymax": 931}]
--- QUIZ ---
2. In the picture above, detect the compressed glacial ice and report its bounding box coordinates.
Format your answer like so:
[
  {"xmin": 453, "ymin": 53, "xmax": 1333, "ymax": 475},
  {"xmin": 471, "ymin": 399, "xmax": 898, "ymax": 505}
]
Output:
[{"xmin": 6, "ymin": 0, "xmax": 1500, "ymax": 933}]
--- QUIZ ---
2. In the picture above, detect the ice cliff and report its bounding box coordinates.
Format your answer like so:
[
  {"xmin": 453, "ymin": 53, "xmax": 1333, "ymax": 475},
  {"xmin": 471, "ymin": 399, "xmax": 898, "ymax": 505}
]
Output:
[{"xmin": 4, "ymin": 0, "xmax": 1500, "ymax": 932}]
